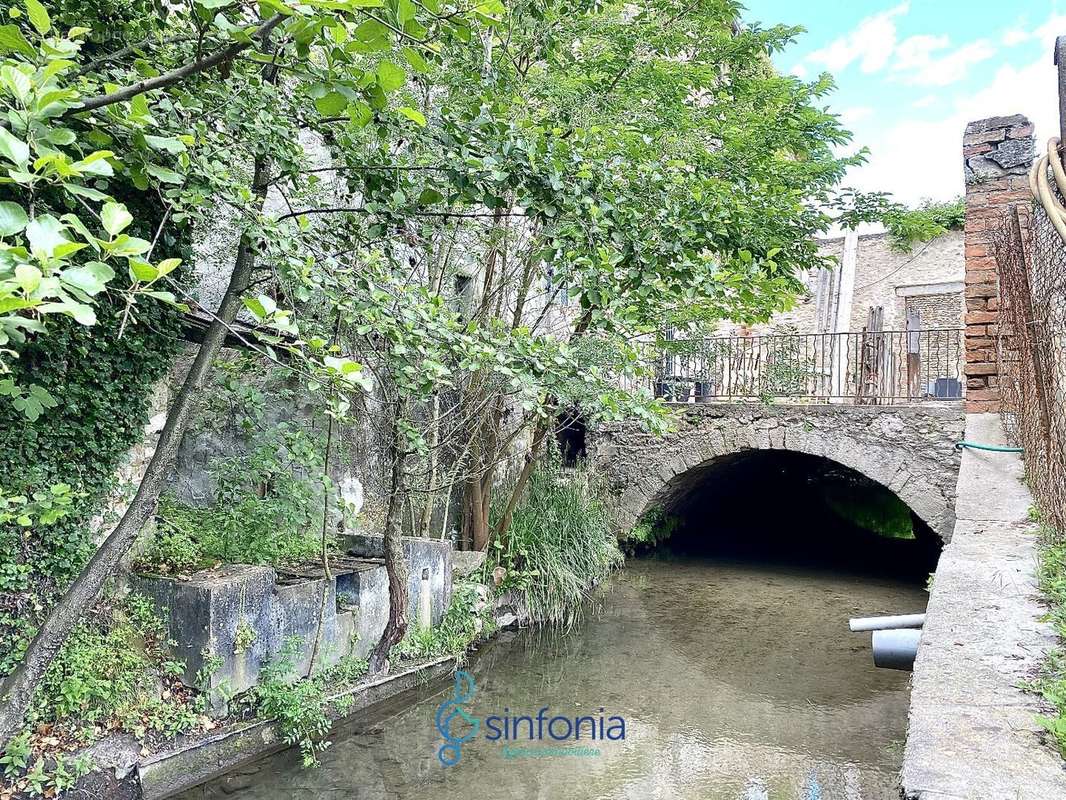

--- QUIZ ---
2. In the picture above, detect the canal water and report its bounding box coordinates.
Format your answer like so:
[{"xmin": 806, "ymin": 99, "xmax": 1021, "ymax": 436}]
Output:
[{"xmin": 179, "ymin": 554, "xmax": 928, "ymax": 800}]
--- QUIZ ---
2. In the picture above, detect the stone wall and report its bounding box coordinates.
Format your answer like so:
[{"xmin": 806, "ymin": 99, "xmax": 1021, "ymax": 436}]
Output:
[
  {"xmin": 820, "ymin": 231, "xmax": 964, "ymax": 333},
  {"xmin": 588, "ymin": 404, "xmax": 965, "ymax": 541},
  {"xmin": 961, "ymin": 114, "xmax": 1035, "ymax": 412}
]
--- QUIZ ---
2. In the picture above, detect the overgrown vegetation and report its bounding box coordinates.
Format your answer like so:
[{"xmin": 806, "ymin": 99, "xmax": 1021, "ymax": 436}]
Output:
[
  {"xmin": 0, "ymin": 297, "xmax": 183, "ymax": 675},
  {"xmin": 252, "ymin": 640, "xmax": 368, "ymax": 768},
  {"xmin": 626, "ymin": 506, "xmax": 681, "ymax": 551},
  {"xmin": 884, "ymin": 197, "xmax": 965, "ymax": 251},
  {"xmin": 489, "ymin": 461, "xmax": 622, "ymax": 625},
  {"xmin": 138, "ymin": 423, "xmax": 332, "ymax": 575},
  {"xmin": 1033, "ymin": 520, "xmax": 1066, "ymax": 756},
  {"xmin": 823, "ymin": 481, "xmax": 916, "ymax": 540},
  {"xmin": 0, "ymin": 0, "xmax": 889, "ymax": 753},
  {"xmin": 2, "ymin": 594, "xmax": 203, "ymax": 796},
  {"xmin": 394, "ymin": 582, "xmax": 495, "ymax": 661}
]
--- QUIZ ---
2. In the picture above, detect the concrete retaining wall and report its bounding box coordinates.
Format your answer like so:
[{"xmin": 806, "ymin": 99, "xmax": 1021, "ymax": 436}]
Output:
[{"xmin": 901, "ymin": 413, "xmax": 1066, "ymax": 798}]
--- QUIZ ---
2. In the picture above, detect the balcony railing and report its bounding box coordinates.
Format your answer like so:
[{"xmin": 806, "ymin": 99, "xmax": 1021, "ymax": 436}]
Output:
[{"xmin": 625, "ymin": 329, "xmax": 964, "ymax": 405}]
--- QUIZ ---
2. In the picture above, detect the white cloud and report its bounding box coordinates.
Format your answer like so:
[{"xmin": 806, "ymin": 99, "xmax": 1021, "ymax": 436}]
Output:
[
  {"xmin": 840, "ymin": 106, "xmax": 874, "ymax": 127},
  {"xmin": 893, "ymin": 34, "xmax": 950, "ymax": 71},
  {"xmin": 1003, "ymin": 14, "xmax": 1066, "ymax": 50},
  {"xmin": 1003, "ymin": 28, "xmax": 1030, "ymax": 47},
  {"xmin": 807, "ymin": 2, "xmax": 909, "ymax": 74},
  {"xmin": 844, "ymin": 53, "xmax": 1056, "ymax": 207},
  {"xmin": 790, "ymin": 63, "xmax": 808, "ymax": 79},
  {"xmin": 898, "ymin": 39, "xmax": 998, "ymax": 87},
  {"xmin": 912, "ymin": 95, "xmax": 938, "ymax": 109}
]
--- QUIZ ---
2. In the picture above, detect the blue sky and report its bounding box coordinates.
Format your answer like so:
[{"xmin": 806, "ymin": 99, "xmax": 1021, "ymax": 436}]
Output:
[{"xmin": 742, "ymin": 1, "xmax": 1066, "ymax": 206}]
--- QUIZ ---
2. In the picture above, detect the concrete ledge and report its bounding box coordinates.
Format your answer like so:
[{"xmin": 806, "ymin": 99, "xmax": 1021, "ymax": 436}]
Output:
[
  {"xmin": 901, "ymin": 413, "xmax": 1066, "ymax": 799},
  {"xmin": 137, "ymin": 655, "xmax": 457, "ymax": 799}
]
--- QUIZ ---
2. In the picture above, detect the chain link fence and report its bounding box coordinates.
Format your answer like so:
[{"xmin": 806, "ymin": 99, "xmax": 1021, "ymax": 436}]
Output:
[{"xmin": 994, "ymin": 201, "xmax": 1066, "ymax": 533}]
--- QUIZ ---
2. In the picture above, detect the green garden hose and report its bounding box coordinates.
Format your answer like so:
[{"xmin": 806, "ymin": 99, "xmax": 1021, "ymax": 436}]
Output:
[{"xmin": 955, "ymin": 441, "xmax": 1024, "ymax": 453}]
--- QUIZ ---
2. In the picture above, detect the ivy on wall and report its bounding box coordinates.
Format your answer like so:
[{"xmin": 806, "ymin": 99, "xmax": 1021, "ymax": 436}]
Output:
[{"xmin": 0, "ymin": 200, "xmax": 188, "ymax": 675}]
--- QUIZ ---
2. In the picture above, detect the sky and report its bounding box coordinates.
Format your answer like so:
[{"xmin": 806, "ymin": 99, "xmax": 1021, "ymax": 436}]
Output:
[{"xmin": 742, "ymin": 0, "xmax": 1066, "ymax": 207}]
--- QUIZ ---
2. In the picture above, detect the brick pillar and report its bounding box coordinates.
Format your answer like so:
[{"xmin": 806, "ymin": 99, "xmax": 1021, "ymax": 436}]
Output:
[{"xmin": 962, "ymin": 114, "xmax": 1035, "ymax": 412}]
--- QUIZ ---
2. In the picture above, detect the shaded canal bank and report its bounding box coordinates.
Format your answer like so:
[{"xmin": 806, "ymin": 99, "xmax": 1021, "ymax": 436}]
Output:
[{"xmin": 177, "ymin": 553, "xmax": 928, "ymax": 799}]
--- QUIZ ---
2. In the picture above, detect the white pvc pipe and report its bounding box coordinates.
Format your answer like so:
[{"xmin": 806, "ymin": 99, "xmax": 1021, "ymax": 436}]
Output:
[
  {"xmin": 872, "ymin": 628, "xmax": 922, "ymax": 670},
  {"xmin": 849, "ymin": 613, "xmax": 925, "ymax": 632}
]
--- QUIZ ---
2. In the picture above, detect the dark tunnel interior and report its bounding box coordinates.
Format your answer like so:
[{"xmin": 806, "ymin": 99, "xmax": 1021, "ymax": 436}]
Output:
[{"xmin": 638, "ymin": 449, "xmax": 942, "ymax": 583}]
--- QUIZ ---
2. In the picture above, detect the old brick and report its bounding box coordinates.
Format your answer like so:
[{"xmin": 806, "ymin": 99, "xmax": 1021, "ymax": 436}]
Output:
[
  {"xmin": 966, "ymin": 398, "xmax": 1001, "ymax": 413},
  {"xmin": 966, "ymin": 362, "xmax": 999, "ymax": 376},
  {"xmin": 967, "ymin": 377, "xmax": 988, "ymax": 389},
  {"xmin": 964, "ymin": 310, "xmax": 998, "ymax": 325},
  {"xmin": 965, "ymin": 337, "xmax": 994, "ymax": 349},
  {"xmin": 965, "ymin": 388, "xmax": 1000, "ymax": 402},
  {"xmin": 966, "ymin": 297, "xmax": 987, "ymax": 312},
  {"xmin": 965, "ymin": 269, "xmax": 997, "ymax": 284},
  {"xmin": 1008, "ymin": 124, "xmax": 1034, "ymax": 139},
  {"xmin": 965, "ymin": 282, "xmax": 997, "ymax": 298},
  {"xmin": 987, "ymin": 297, "xmax": 999, "ymax": 311}
]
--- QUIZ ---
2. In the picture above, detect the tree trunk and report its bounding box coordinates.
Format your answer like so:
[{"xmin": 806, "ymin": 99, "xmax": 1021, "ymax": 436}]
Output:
[
  {"xmin": 466, "ymin": 476, "xmax": 490, "ymax": 551},
  {"xmin": 492, "ymin": 417, "xmax": 549, "ymax": 541},
  {"xmin": 368, "ymin": 402, "xmax": 410, "ymax": 674},
  {"xmin": 0, "ymin": 155, "xmax": 273, "ymax": 750}
]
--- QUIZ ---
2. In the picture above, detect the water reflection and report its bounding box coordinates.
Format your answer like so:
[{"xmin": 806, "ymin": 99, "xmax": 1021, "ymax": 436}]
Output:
[{"xmin": 178, "ymin": 556, "xmax": 925, "ymax": 800}]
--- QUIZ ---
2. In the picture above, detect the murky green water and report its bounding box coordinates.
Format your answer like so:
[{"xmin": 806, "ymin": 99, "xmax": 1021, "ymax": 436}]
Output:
[{"xmin": 180, "ymin": 556, "xmax": 926, "ymax": 800}]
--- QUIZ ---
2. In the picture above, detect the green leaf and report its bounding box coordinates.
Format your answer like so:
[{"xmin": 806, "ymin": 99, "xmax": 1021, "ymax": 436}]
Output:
[
  {"xmin": 397, "ymin": 106, "xmax": 425, "ymax": 126},
  {"xmin": 24, "ymin": 0, "xmax": 49, "ymax": 34},
  {"xmin": 377, "ymin": 60, "xmax": 405, "ymax": 92},
  {"xmin": 314, "ymin": 91, "xmax": 348, "ymax": 116},
  {"xmin": 25, "ymin": 215, "xmax": 67, "ymax": 258},
  {"xmin": 0, "ymin": 65, "xmax": 30, "ymax": 103},
  {"xmin": 143, "ymin": 135, "xmax": 186, "ymax": 153},
  {"xmin": 14, "ymin": 263, "xmax": 40, "ymax": 293},
  {"xmin": 402, "ymin": 46, "xmax": 429, "ymax": 74},
  {"xmin": 60, "ymin": 261, "xmax": 114, "ymax": 295},
  {"xmin": 0, "ymin": 127, "xmax": 29, "ymax": 167},
  {"xmin": 156, "ymin": 257, "xmax": 181, "ymax": 277},
  {"xmin": 63, "ymin": 184, "xmax": 109, "ymax": 201},
  {"xmin": 145, "ymin": 163, "xmax": 183, "ymax": 184},
  {"xmin": 243, "ymin": 296, "xmax": 266, "ymax": 319},
  {"xmin": 0, "ymin": 200, "xmax": 27, "ymax": 236},
  {"xmin": 101, "ymin": 202, "xmax": 133, "ymax": 236},
  {"xmin": 354, "ymin": 19, "xmax": 387, "ymax": 42},
  {"xmin": 0, "ymin": 25, "xmax": 34, "ymax": 58},
  {"xmin": 127, "ymin": 259, "xmax": 158, "ymax": 282},
  {"xmin": 143, "ymin": 290, "xmax": 187, "ymax": 310},
  {"xmin": 104, "ymin": 235, "xmax": 151, "ymax": 258}
]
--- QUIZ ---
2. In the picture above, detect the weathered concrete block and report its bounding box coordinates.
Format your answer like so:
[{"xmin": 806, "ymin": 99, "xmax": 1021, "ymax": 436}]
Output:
[{"xmin": 339, "ymin": 533, "xmax": 453, "ymax": 626}]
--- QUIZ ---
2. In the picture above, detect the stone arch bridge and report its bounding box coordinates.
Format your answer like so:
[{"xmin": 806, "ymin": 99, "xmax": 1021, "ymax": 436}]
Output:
[{"xmin": 588, "ymin": 404, "xmax": 966, "ymax": 541}]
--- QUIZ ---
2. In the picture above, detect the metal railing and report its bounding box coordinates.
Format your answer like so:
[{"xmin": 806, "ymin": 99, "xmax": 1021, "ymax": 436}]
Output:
[{"xmin": 623, "ymin": 329, "xmax": 964, "ymax": 405}]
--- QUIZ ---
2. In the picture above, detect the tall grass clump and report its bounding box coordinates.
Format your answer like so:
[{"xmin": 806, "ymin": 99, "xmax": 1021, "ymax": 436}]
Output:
[
  {"xmin": 489, "ymin": 457, "xmax": 622, "ymax": 625},
  {"xmin": 1033, "ymin": 520, "xmax": 1066, "ymax": 756}
]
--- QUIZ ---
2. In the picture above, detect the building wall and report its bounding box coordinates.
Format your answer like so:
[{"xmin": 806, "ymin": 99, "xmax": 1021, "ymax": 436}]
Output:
[{"xmin": 822, "ymin": 230, "xmax": 964, "ymax": 333}]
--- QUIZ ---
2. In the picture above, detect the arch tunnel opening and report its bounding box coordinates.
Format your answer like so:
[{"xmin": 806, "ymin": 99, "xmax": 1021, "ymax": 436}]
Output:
[{"xmin": 631, "ymin": 450, "xmax": 941, "ymax": 583}]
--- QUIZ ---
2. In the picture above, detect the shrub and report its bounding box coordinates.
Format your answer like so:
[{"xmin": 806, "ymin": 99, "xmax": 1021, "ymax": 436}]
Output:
[
  {"xmin": 31, "ymin": 593, "xmax": 195, "ymax": 738},
  {"xmin": 253, "ymin": 640, "xmax": 369, "ymax": 768},
  {"xmin": 489, "ymin": 460, "xmax": 622, "ymax": 625},
  {"xmin": 138, "ymin": 423, "xmax": 331, "ymax": 573},
  {"xmin": 394, "ymin": 582, "xmax": 494, "ymax": 661}
]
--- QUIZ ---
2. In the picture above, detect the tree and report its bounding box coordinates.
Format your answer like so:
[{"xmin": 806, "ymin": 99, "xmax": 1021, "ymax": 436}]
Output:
[{"xmin": 0, "ymin": 0, "xmax": 485, "ymax": 748}]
